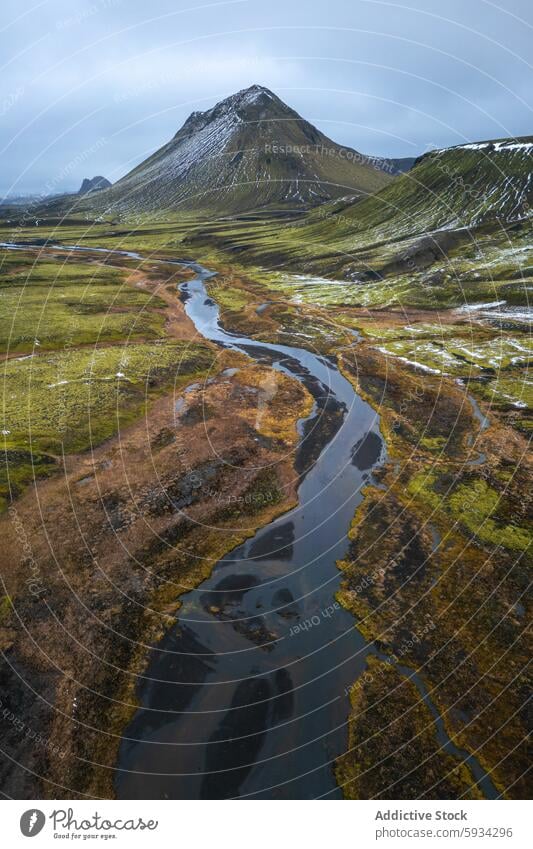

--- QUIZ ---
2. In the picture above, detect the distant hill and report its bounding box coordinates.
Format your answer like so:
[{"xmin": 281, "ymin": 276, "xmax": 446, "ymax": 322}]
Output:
[
  {"xmin": 326, "ymin": 137, "xmax": 533, "ymax": 238},
  {"xmin": 78, "ymin": 176, "xmax": 111, "ymax": 194},
  {"xmin": 289, "ymin": 135, "xmax": 533, "ymax": 256},
  {"xmin": 81, "ymin": 84, "xmax": 392, "ymax": 215},
  {"xmin": 379, "ymin": 156, "xmax": 417, "ymax": 175},
  {"xmin": 181, "ymin": 135, "xmax": 533, "ymax": 276}
]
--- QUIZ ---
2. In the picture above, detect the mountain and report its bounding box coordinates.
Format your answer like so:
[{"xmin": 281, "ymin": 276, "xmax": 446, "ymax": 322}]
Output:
[
  {"xmin": 78, "ymin": 176, "xmax": 111, "ymax": 194},
  {"xmin": 379, "ymin": 156, "xmax": 417, "ymax": 175},
  {"xmin": 182, "ymin": 134, "xmax": 533, "ymax": 276},
  {"xmin": 335, "ymin": 136, "xmax": 532, "ymax": 236},
  {"xmin": 83, "ymin": 85, "xmax": 392, "ymax": 215},
  {"xmin": 290, "ymin": 135, "xmax": 533, "ymax": 253}
]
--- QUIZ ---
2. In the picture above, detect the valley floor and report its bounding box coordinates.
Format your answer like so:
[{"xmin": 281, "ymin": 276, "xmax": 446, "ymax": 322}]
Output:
[{"xmin": 0, "ymin": 214, "xmax": 530, "ymax": 799}]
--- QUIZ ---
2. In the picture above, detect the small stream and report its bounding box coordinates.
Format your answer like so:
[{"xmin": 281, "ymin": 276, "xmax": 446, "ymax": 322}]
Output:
[{"xmin": 0, "ymin": 241, "xmax": 498, "ymax": 799}]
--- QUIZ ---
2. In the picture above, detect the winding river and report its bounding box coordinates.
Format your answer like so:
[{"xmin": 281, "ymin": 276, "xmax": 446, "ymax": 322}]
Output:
[
  {"xmin": 116, "ymin": 261, "xmax": 385, "ymax": 799},
  {"xmin": 115, "ymin": 260, "xmax": 498, "ymax": 800},
  {"xmin": 1, "ymin": 242, "xmax": 498, "ymax": 799}
]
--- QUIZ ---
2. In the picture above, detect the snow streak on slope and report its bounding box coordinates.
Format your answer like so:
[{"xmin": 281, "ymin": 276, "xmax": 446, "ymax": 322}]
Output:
[{"xmin": 85, "ymin": 85, "xmax": 392, "ymax": 215}]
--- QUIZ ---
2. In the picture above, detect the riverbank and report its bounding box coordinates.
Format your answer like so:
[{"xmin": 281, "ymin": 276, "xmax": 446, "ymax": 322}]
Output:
[
  {"xmin": 192, "ymin": 259, "xmax": 530, "ymax": 799},
  {"xmin": 0, "ymin": 247, "xmax": 314, "ymax": 798},
  {"xmin": 334, "ymin": 343, "xmax": 531, "ymax": 799},
  {"xmin": 115, "ymin": 261, "xmax": 385, "ymax": 799},
  {"xmin": 1, "ymin": 236, "xmax": 530, "ymax": 800}
]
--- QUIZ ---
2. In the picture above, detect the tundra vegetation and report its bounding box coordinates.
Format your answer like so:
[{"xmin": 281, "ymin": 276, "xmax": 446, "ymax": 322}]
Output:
[{"xmin": 0, "ymin": 96, "xmax": 531, "ymax": 798}]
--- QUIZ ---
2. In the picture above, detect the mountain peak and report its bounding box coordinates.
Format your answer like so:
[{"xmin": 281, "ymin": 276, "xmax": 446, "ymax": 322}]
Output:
[
  {"xmin": 96, "ymin": 85, "xmax": 392, "ymax": 214},
  {"xmin": 217, "ymin": 83, "xmax": 283, "ymax": 115},
  {"xmin": 206, "ymin": 84, "xmax": 278, "ymax": 109},
  {"xmin": 232, "ymin": 83, "xmax": 278, "ymax": 103},
  {"xmin": 78, "ymin": 175, "xmax": 111, "ymax": 194},
  {"xmin": 175, "ymin": 85, "xmax": 286, "ymax": 139}
]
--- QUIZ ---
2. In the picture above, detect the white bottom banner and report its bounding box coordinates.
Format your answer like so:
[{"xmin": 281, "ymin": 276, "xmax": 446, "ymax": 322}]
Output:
[{"xmin": 2, "ymin": 799, "xmax": 529, "ymax": 848}]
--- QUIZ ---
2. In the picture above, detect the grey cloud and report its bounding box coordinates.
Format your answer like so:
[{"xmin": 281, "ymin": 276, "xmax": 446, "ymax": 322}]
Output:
[{"xmin": 1, "ymin": 0, "xmax": 531, "ymax": 195}]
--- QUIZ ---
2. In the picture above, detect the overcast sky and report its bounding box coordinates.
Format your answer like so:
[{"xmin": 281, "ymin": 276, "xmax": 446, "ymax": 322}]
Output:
[{"xmin": 1, "ymin": 0, "xmax": 532, "ymax": 195}]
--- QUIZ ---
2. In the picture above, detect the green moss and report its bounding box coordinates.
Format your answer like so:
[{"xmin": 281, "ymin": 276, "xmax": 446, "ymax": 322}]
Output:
[
  {"xmin": 3, "ymin": 341, "xmax": 214, "ymax": 452},
  {"xmin": 448, "ymin": 479, "xmax": 532, "ymax": 550},
  {"xmin": 474, "ymin": 373, "xmax": 532, "ymax": 409},
  {"xmin": 0, "ymin": 448, "xmax": 57, "ymax": 509},
  {"xmin": 420, "ymin": 436, "xmax": 447, "ymax": 452},
  {"xmin": 1, "ymin": 341, "xmax": 215, "ymax": 509},
  {"xmin": 207, "ymin": 281, "xmax": 255, "ymax": 313},
  {"xmin": 0, "ymin": 259, "xmax": 167, "ymax": 354},
  {"xmin": 0, "ymin": 594, "xmax": 12, "ymax": 623},
  {"xmin": 406, "ymin": 471, "xmax": 442, "ymax": 510},
  {"xmin": 405, "ymin": 471, "xmax": 531, "ymax": 551}
]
